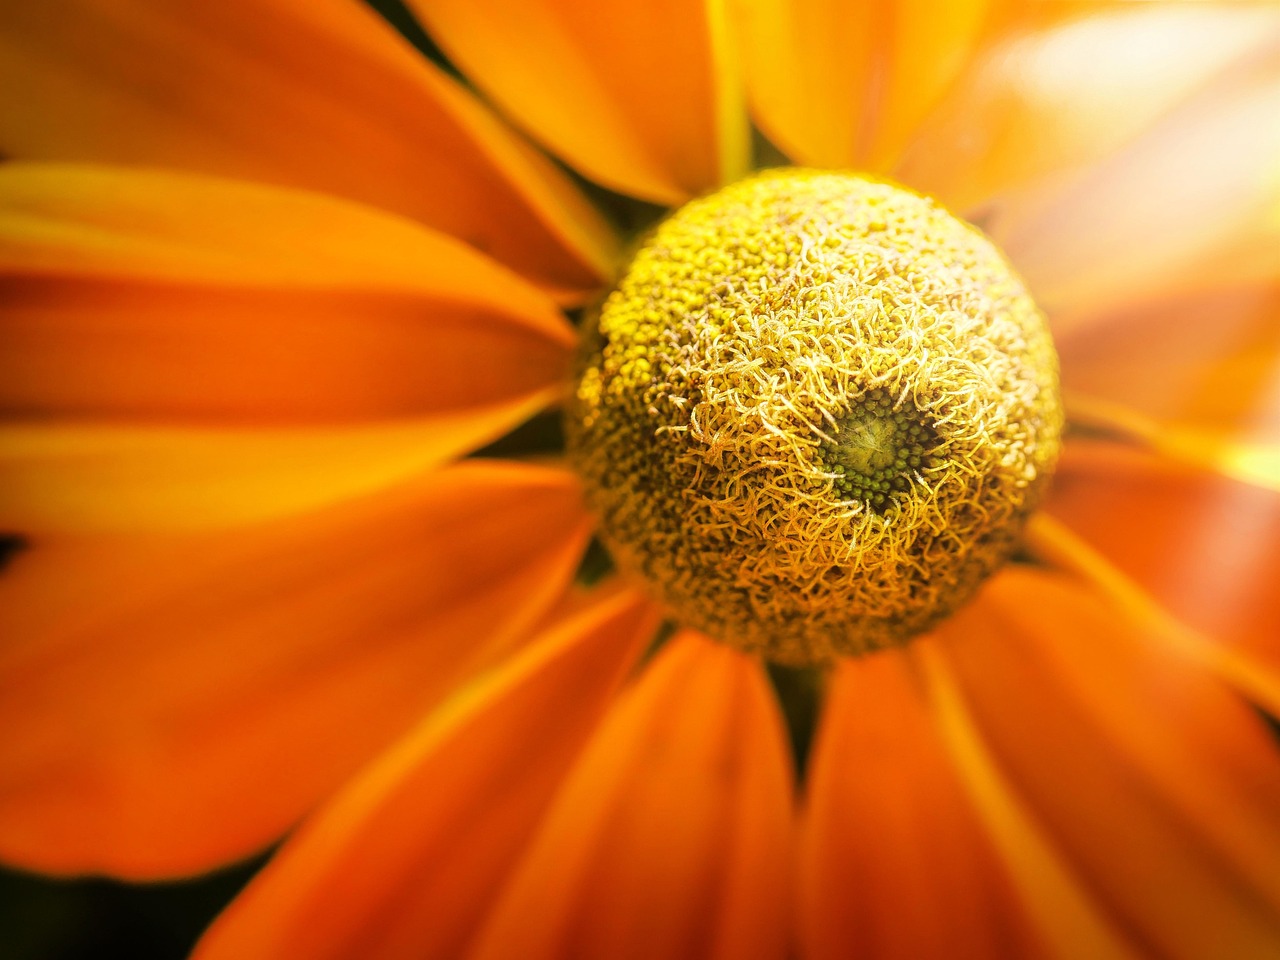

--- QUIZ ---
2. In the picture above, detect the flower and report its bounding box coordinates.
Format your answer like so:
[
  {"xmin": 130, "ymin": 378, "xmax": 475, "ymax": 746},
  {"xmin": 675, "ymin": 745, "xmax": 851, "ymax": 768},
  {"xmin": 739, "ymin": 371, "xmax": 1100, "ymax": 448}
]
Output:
[{"xmin": 2, "ymin": 0, "xmax": 1279, "ymax": 957}]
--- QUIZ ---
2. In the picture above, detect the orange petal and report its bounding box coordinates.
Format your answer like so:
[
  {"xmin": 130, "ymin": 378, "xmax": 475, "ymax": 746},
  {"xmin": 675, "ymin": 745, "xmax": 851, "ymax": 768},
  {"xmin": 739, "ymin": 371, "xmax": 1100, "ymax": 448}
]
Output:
[
  {"xmin": 916, "ymin": 636, "xmax": 1140, "ymax": 960},
  {"xmin": 469, "ymin": 631, "xmax": 794, "ymax": 960},
  {"xmin": 1024, "ymin": 511, "xmax": 1280, "ymax": 727},
  {"xmin": 995, "ymin": 51, "xmax": 1280, "ymax": 320},
  {"xmin": 1058, "ymin": 284, "xmax": 1280, "ymax": 445},
  {"xmin": 798, "ymin": 648, "xmax": 1046, "ymax": 960},
  {"xmin": 0, "ymin": 164, "xmax": 576, "ymax": 530},
  {"xmin": 0, "ymin": 0, "xmax": 616, "ymax": 297},
  {"xmin": 407, "ymin": 0, "xmax": 747, "ymax": 203},
  {"xmin": 737, "ymin": 0, "xmax": 1050, "ymax": 172},
  {"xmin": 193, "ymin": 586, "xmax": 659, "ymax": 959},
  {"xmin": 898, "ymin": 4, "xmax": 1280, "ymax": 221},
  {"xmin": 1, "ymin": 163, "xmax": 573, "ymax": 421},
  {"xmin": 0, "ymin": 417, "xmax": 556, "ymax": 536},
  {"xmin": 1042, "ymin": 441, "xmax": 1280, "ymax": 691},
  {"xmin": 938, "ymin": 568, "xmax": 1280, "ymax": 959},
  {"xmin": 0, "ymin": 460, "xmax": 595, "ymax": 878},
  {"xmin": 1064, "ymin": 397, "xmax": 1280, "ymax": 502}
]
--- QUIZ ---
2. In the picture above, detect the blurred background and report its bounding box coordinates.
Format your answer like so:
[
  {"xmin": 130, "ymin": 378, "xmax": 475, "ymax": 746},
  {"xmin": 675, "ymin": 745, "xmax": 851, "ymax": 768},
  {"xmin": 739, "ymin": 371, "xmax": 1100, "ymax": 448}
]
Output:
[{"xmin": 0, "ymin": 857, "xmax": 263, "ymax": 960}]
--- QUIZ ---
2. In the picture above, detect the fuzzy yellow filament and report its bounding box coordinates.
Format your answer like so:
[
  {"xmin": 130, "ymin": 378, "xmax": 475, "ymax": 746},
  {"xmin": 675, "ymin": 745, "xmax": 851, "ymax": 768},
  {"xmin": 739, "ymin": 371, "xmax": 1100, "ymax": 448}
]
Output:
[{"xmin": 568, "ymin": 170, "xmax": 1063, "ymax": 664}]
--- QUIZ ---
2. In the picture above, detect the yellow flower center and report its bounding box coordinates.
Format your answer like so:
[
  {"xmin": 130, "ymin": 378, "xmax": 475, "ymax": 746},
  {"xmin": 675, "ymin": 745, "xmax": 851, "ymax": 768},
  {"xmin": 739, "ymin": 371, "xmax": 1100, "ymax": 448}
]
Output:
[{"xmin": 567, "ymin": 169, "xmax": 1063, "ymax": 664}]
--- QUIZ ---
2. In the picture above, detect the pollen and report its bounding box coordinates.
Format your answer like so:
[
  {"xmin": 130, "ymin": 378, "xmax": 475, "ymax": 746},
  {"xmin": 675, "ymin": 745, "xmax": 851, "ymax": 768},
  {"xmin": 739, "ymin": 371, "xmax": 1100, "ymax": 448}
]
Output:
[{"xmin": 566, "ymin": 169, "xmax": 1063, "ymax": 664}]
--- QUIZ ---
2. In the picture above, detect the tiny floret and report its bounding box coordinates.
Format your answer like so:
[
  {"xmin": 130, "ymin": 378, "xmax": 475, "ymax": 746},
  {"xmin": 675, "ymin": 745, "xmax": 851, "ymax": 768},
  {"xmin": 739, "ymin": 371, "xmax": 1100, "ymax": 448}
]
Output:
[{"xmin": 568, "ymin": 169, "xmax": 1062, "ymax": 664}]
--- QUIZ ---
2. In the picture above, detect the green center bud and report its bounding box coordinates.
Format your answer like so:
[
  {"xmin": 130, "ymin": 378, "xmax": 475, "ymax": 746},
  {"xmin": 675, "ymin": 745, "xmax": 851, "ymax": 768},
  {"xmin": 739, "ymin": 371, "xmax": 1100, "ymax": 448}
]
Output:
[{"xmin": 566, "ymin": 169, "xmax": 1063, "ymax": 664}]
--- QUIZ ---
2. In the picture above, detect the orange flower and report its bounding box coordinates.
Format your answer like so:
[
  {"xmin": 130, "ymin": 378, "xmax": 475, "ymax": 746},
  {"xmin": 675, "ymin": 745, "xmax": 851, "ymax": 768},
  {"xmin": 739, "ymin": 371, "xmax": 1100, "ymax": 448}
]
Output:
[{"xmin": 2, "ymin": 1, "xmax": 1279, "ymax": 957}]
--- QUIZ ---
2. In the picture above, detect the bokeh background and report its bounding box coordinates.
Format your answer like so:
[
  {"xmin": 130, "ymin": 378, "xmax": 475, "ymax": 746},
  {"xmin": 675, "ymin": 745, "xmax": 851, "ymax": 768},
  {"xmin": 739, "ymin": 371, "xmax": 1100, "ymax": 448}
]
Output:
[{"xmin": 0, "ymin": 859, "xmax": 262, "ymax": 960}]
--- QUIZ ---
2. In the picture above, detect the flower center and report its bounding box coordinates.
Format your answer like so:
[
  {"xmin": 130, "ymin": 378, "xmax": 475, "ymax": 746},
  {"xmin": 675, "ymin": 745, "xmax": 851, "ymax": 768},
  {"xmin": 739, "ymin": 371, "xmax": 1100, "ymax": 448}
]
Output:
[
  {"xmin": 816, "ymin": 387, "xmax": 940, "ymax": 512},
  {"xmin": 566, "ymin": 169, "xmax": 1063, "ymax": 664}
]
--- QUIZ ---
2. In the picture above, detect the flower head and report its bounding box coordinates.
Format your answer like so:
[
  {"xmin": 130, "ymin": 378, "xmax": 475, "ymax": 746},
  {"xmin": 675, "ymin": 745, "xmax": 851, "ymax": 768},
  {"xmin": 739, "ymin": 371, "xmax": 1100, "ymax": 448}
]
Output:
[
  {"xmin": 1, "ymin": 1, "xmax": 1280, "ymax": 958},
  {"xmin": 570, "ymin": 168, "xmax": 1062, "ymax": 660}
]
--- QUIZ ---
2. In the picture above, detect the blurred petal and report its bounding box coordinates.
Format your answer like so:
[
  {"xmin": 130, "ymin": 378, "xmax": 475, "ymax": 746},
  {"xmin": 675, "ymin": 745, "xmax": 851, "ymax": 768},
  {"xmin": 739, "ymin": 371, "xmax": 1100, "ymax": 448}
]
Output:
[
  {"xmin": 408, "ymin": 0, "xmax": 748, "ymax": 203},
  {"xmin": 1, "ymin": 163, "xmax": 574, "ymax": 420},
  {"xmin": 899, "ymin": 4, "xmax": 1280, "ymax": 221},
  {"xmin": 997, "ymin": 46, "xmax": 1280, "ymax": 320},
  {"xmin": 1065, "ymin": 396, "xmax": 1280, "ymax": 501},
  {"xmin": 938, "ymin": 569, "xmax": 1280, "ymax": 959},
  {"xmin": 0, "ymin": 0, "xmax": 617, "ymax": 297},
  {"xmin": 193, "ymin": 586, "xmax": 659, "ymax": 959},
  {"xmin": 0, "ymin": 417, "xmax": 554, "ymax": 536},
  {"xmin": 2, "ymin": 279, "xmax": 565, "ymax": 421},
  {"xmin": 1059, "ymin": 284, "xmax": 1280, "ymax": 446},
  {"xmin": 900, "ymin": 4, "xmax": 1280, "ymax": 321},
  {"xmin": 1042, "ymin": 442, "xmax": 1280, "ymax": 694},
  {"xmin": 470, "ymin": 631, "xmax": 793, "ymax": 960},
  {"xmin": 799, "ymin": 649, "xmax": 1046, "ymax": 960},
  {"xmin": 0, "ymin": 461, "xmax": 594, "ymax": 878},
  {"xmin": 1, "ymin": 164, "xmax": 573, "ymax": 530},
  {"xmin": 737, "ymin": 0, "xmax": 1040, "ymax": 171}
]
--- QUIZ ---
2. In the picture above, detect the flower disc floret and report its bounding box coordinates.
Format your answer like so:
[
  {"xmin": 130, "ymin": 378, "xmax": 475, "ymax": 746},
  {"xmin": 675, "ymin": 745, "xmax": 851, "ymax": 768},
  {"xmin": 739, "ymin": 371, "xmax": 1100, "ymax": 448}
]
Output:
[{"xmin": 567, "ymin": 169, "xmax": 1063, "ymax": 664}]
